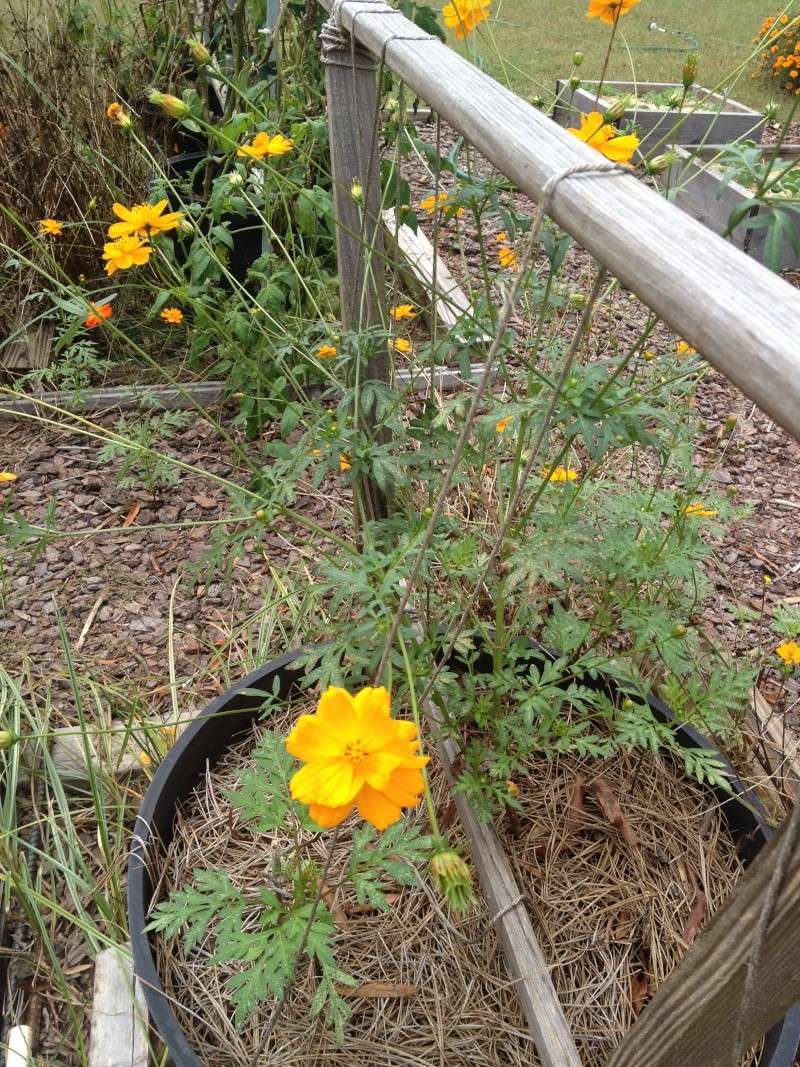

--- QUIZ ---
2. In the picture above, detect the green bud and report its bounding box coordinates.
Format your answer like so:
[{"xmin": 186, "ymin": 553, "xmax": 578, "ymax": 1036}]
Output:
[
  {"xmin": 569, "ymin": 75, "xmax": 581, "ymax": 92},
  {"xmin": 430, "ymin": 849, "xmax": 475, "ymax": 913},
  {"xmin": 572, "ymin": 51, "xmax": 584, "ymax": 67},
  {"xmin": 530, "ymin": 95, "xmax": 545, "ymax": 109},
  {"xmin": 148, "ymin": 90, "xmax": 190, "ymax": 120},
  {"xmin": 723, "ymin": 415, "xmax": 737, "ymax": 434},
  {"xmin": 622, "ymin": 698, "xmax": 635, "ymax": 710},
  {"xmin": 187, "ymin": 38, "xmax": 211, "ymax": 64},
  {"xmin": 422, "ymin": 506, "xmax": 434, "ymax": 518},
  {"xmin": 0, "ymin": 730, "xmax": 17, "ymax": 750},
  {"xmin": 350, "ymin": 179, "xmax": 364, "ymax": 203},
  {"xmin": 644, "ymin": 149, "xmax": 680, "ymax": 176},
  {"xmin": 671, "ymin": 624, "xmax": 688, "ymax": 639},
  {"xmin": 255, "ymin": 509, "xmax": 268, "ymax": 521},
  {"xmin": 568, "ymin": 292, "xmax": 587, "ymax": 309},
  {"xmin": 682, "ymin": 52, "xmax": 698, "ymax": 90},
  {"xmin": 764, "ymin": 100, "xmax": 780, "ymax": 122},
  {"xmin": 603, "ymin": 95, "xmax": 631, "ymax": 124}
]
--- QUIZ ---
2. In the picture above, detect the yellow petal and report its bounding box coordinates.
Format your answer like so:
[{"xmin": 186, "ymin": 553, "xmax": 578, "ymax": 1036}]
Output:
[
  {"xmin": 286, "ymin": 714, "xmax": 346, "ymax": 762},
  {"xmin": 112, "ymin": 203, "xmax": 135, "ymax": 222},
  {"xmin": 290, "ymin": 759, "xmax": 361, "ymax": 807},
  {"xmin": 361, "ymin": 751, "xmax": 403, "ymax": 791},
  {"xmin": 353, "ymin": 686, "xmax": 391, "ymax": 721},
  {"xmin": 316, "ymin": 686, "xmax": 360, "ymax": 741},
  {"xmin": 307, "ymin": 802, "xmax": 353, "ymax": 828},
  {"xmin": 381, "ymin": 765, "xmax": 426, "ymax": 806},
  {"xmin": 355, "ymin": 783, "xmax": 402, "ymax": 830}
]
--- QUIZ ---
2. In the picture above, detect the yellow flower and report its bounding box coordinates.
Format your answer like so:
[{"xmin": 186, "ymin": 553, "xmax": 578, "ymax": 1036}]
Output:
[
  {"xmin": 102, "ymin": 236, "xmax": 153, "ymax": 275},
  {"xmin": 287, "ymin": 686, "xmax": 429, "ymax": 830},
  {"xmin": 442, "ymin": 0, "xmax": 491, "ymax": 39},
  {"xmin": 543, "ymin": 466, "xmax": 579, "ymax": 483},
  {"xmin": 390, "ymin": 303, "xmax": 417, "ymax": 321},
  {"xmin": 494, "ymin": 230, "xmax": 509, "ymax": 244},
  {"xmin": 108, "ymin": 200, "xmax": 183, "ymax": 239},
  {"xmin": 0, "ymin": 472, "xmax": 18, "ymax": 484},
  {"xmin": 390, "ymin": 337, "xmax": 413, "ymax": 354},
  {"xmin": 160, "ymin": 307, "xmax": 184, "ymax": 324},
  {"xmin": 684, "ymin": 502, "xmax": 718, "ymax": 518},
  {"xmin": 317, "ymin": 343, "xmax": 338, "ymax": 359},
  {"xmin": 506, "ymin": 780, "xmax": 520, "ymax": 797},
  {"xmin": 38, "ymin": 218, "xmax": 63, "ymax": 237},
  {"xmin": 419, "ymin": 191, "xmax": 464, "ymax": 217},
  {"xmin": 567, "ymin": 111, "xmax": 639, "ymax": 165},
  {"xmin": 676, "ymin": 340, "xmax": 697, "ymax": 358},
  {"xmin": 106, "ymin": 102, "xmax": 132, "ymax": 128},
  {"xmin": 139, "ymin": 751, "xmax": 153, "ymax": 768},
  {"xmin": 339, "ymin": 453, "xmax": 351, "ymax": 472},
  {"xmin": 587, "ymin": 0, "xmax": 641, "ymax": 25},
  {"xmin": 497, "ymin": 245, "xmax": 517, "ymax": 270},
  {"xmin": 495, "ymin": 415, "xmax": 513, "ymax": 433},
  {"xmin": 643, "ymin": 349, "xmax": 656, "ymax": 361},
  {"xmin": 237, "ymin": 131, "xmax": 294, "ymax": 159},
  {"xmin": 776, "ymin": 641, "xmax": 800, "ymax": 667}
]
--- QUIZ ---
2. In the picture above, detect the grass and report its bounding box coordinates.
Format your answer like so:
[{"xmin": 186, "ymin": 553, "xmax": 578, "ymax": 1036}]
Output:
[{"xmin": 479, "ymin": 0, "xmax": 798, "ymax": 116}]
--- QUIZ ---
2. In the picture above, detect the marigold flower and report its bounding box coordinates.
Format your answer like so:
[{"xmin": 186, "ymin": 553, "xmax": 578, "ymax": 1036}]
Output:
[
  {"xmin": 776, "ymin": 640, "xmax": 800, "ymax": 667},
  {"xmin": 430, "ymin": 849, "xmax": 475, "ymax": 911},
  {"xmin": 543, "ymin": 466, "xmax": 579, "ymax": 483},
  {"xmin": 108, "ymin": 200, "xmax": 183, "ymax": 239},
  {"xmin": 495, "ymin": 415, "xmax": 513, "ymax": 433},
  {"xmin": 287, "ymin": 686, "xmax": 429, "ymax": 830},
  {"xmin": 0, "ymin": 472, "xmax": 18, "ymax": 484},
  {"xmin": 160, "ymin": 307, "xmax": 184, "ymax": 324},
  {"xmin": 317, "ymin": 343, "xmax": 338, "ymax": 359},
  {"xmin": 390, "ymin": 337, "xmax": 413, "ymax": 354},
  {"xmin": 684, "ymin": 502, "xmax": 718, "ymax": 518},
  {"xmin": 567, "ymin": 111, "xmax": 639, "ymax": 165},
  {"xmin": 676, "ymin": 340, "xmax": 696, "ymax": 358},
  {"xmin": 339, "ymin": 453, "xmax": 351, "ymax": 472},
  {"xmin": 441, "ymin": 0, "xmax": 491, "ymax": 39},
  {"xmin": 586, "ymin": 0, "xmax": 640, "ymax": 25},
  {"xmin": 237, "ymin": 131, "xmax": 294, "ymax": 159},
  {"xmin": 102, "ymin": 236, "xmax": 153, "ymax": 275},
  {"xmin": 390, "ymin": 303, "xmax": 417, "ymax": 321},
  {"xmin": 497, "ymin": 245, "xmax": 517, "ymax": 269},
  {"xmin": 106, "ymin": 102, "xmax": 132, "ymax": 128},
  {"xmin": 84, "ymin": 303, "xmax": 112, "ymax": 328},
  {"xmin": 38, "ymin": 218, "xmax": 63, "ymax": 237}
]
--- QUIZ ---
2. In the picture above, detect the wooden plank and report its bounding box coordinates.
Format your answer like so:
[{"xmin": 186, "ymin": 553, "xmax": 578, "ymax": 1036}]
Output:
[
  {"xmin": 608, "ymin": 805, "xmax": 800, "ymax": 1067},
  {"xmin": 748, "ymin": 687, "xmax": 800, "ymax": 800},
  {"xmin": 317, "ymin": 0, "xmax": 800, "ymax": 444},
  {"xmin": 1, "ymin": 322, "xmax": 54, "ymax": 372},
  {"xmin": 88, "ymin": 947, "xmax": 148, "ymax": 1067},
  {"xmin": 382, "ymin": 207, "xmax": 474, "ymax": 330},
  {"xmin": 433, "ymin": 723, "xmax": 582, "ymax": 1067}
]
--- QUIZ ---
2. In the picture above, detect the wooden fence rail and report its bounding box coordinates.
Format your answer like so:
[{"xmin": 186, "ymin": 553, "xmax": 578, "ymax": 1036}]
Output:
[{"xmin": 317, "ymin": 0, "xmax": 800, "ymax": 445}]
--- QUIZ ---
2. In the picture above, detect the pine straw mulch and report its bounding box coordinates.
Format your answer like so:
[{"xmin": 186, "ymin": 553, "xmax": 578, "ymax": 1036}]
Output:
[{"xmin": 149, "ymin": 704, "xmax": 758, "ymax": 1067}]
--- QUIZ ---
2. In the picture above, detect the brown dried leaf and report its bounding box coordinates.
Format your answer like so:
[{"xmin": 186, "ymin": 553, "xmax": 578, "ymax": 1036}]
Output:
[
  {"xmin": 591, "ymin": 777, "xmax": 638, "ymax": 847},
  {"xmin": 338, "ymin": 982, "xmax": 417, "ymax": 999},
  {"xmin": 122, "ymin": 502, "xmax": 141, "ymax": 528},
  {"xmin": 682, "ymin": 891, "xmax": 707, "ymax": 948},
  {"xmin": 630, "ymin": 973, "xmax": 650, "ymax": 1016},
  {"xmin": 192, "ymin": 493, "xmax": 215, "ymax": 509}
]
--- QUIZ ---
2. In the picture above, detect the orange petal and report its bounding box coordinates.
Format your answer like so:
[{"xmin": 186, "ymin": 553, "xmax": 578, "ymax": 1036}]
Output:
[
  {"xmin": 307, "ymin": 802, "xmax": 353, "ymax": 828},
  {"xmin": 355, "ymin": 783, "xmax": 402, "ymax": 830},
  {"xmin": 290, "ymin": 759, "xmax": 361, "ymax": 807},
  {"xmin": 286, "ymin": 714, "xmax": 347, "ymax": 762}
]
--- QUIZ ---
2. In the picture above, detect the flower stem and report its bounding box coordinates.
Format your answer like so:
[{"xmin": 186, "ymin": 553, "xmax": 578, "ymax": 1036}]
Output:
[
  {"xmin": 595, "ymin": 13, "xmax": 621, "ymax": 103},
  {"xmin": 397, "ymin": 632, "xmax": 442, "ymax": 844}
]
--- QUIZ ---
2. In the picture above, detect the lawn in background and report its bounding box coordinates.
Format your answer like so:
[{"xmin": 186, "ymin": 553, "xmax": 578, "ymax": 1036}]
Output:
[{"xmin": 480, "ymin": 0, "xmax": 797, "ymax": 117}]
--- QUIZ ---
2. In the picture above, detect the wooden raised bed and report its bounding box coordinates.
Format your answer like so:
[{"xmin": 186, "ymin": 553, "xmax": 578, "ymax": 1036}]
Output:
[
  {"xmin": 552, "ymin": 81, "xmax": 765, "ymax": 154},
  {"xmin": 662, "ymin": 145, "xmax": 800, "ymax": 270}
]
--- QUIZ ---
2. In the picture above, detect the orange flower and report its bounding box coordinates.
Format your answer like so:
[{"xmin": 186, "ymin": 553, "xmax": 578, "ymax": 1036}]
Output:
[
  {"xmin": 84, "ymin": 303, "xmax": 112, "ymax": 328},
  {"xmin": 497, "ymin": 245, "xmax": 517, "ymax": 270},
  {"xmin": 339, "ymin": 453, "xmax": 351, "ymax": 472},
  {"xmin": 317, "ymin": 343, "xmax": 338, "ymax": 359},
  {"xmin": 106, "ymin": 102, "xmax": 132, "ymax": 128},
  {"xmin": 567, "ymin": 111, "xmax": 639, "ymax": 165},
  {"xmin": 0, "ymin": 472, "xmax": 18, "ymax": 484},
  {"xmin": 237, "ymin": 131, "xmax": 294, "ymax": 159},
  {"xmin": 586, "ymin": 0, "xmax": 640, "ymax": 25},
  {"xmin": 390, "ymin": 337, "xmax": 413, "ymax": 354},
  {"xmin": 102, "ymin": 236, "xmax": 153, "ymax": 275},
  {"xmin": 495, "ymin": 415, "xmax": 513, "ymax": 433},
  {"xmin": 160, "ymin": 307, "xmax": 184, "ymax": 324},
  {"xmin": 676, "ymin": 340, "xmax": 696, "ymax": 358},
  {"xmin": 108, "ymin": 200, "xmax": 183, "ymax": 239},
  {"xmin": 441, "ymin": 0, "xmax": 491, "ymax": 39},
  {"xmin": 38, "ymin": 218, "xmax": 63, "ymax": 237},
  {"xmin": 390, "ymin": 303, "xmax": 417, "ymax": 321}
]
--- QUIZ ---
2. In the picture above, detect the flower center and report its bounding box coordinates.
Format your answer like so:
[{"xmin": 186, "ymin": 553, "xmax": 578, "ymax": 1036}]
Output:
[{"xmin": 343, "ymin": 739, "xmax": 367, "ymax": 766}]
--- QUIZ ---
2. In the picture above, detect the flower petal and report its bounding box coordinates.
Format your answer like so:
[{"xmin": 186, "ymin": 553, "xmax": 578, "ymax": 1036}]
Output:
[
  {"xmin": 355, "ymin": 783, "xmax": 402, "ymax": 830},
  {"xmin": 286, "ymin": 714, "xmax": 347, "ymax": 762},
  {"xmin": 361, "ymin": 751, "xmax": 404, "ymax": 791},
  {"xmin": 316, "ymin": 687, "xmax": 360, "ymax": 742},
  {"xmin": 307, "ymin": 802, "xmax": 353, "ymax": 828},
  {"xmin": 290, "ymin": 758, "xmax": 361, "ymax": 807}
]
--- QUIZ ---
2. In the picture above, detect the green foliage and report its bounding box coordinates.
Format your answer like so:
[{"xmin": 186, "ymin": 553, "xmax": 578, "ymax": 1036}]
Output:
[
  {"xmin": 98, "ymin": 410, "xmax": 191, "ymax": 493},
  {"xmin": 347, "ymin": 822, "xmax": 433, "ymax": 910},
  {"xmin": 225, "ymin": 729, "xmax": 318, "ymax": 833}
]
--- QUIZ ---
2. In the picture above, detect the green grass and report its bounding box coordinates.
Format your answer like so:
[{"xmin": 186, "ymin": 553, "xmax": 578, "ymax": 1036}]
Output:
[{"xmin": 476, "ymin": 0, "xmax": 798, "ymax": 116}]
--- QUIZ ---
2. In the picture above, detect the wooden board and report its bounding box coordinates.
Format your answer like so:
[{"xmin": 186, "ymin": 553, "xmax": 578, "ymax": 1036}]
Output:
[
  {"xmin": 1, "ymin": 322, "xmax": 54, "ymax": 372},
  {"xmin": 748, "ymin": 687, "xmax": 800, "ymax": 800},
  {"xmin": 317, "ymin": 0, "xmax": 800, "ymax": 444},
  {"xmin": 88, "ymin": 947, "xmax": 148, "ymax": 1067}
]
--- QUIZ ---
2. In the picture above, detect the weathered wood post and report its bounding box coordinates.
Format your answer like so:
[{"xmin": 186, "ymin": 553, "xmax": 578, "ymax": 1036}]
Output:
[
  {"xmin": 321, "ymin": 5, "xmax": 389, "ymax": 522},
  {"xmin": 608, "ymin": 805, "xmax": 800, "ymax": 1067}
]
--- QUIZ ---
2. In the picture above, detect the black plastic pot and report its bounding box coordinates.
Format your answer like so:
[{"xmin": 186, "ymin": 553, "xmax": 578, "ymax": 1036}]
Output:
[
  {"xmin": 165, "ymin": 152, "xmax": 265, "ymax": 284},
  {"xmin": 128, "ymin": 644, "xmax": 800, "ymax": 1067}
]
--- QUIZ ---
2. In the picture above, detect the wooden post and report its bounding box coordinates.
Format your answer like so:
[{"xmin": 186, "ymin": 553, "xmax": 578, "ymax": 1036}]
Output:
[
  {"xmin": 322, "ymin": 14, "xmax": 389, "ymax": 521},
  {"xmin": 608, "ymin": 807, "xmax": 800, "ymax": 1067},
  {"xmin": 88, "ymin": 947, "xmax": 149, "ymax": 1067}
]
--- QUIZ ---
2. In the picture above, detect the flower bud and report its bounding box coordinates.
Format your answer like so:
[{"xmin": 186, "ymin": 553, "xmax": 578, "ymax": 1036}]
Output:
[
  {"xmin": 764, "ymin": 100, "xmax": 779, "ymax": 122},
  {"xmin": 682, "ymin": 52, "xmax": 698, "ymax": 90},
  {"xmin": 569, "ymin": 75, "xmax": 581, "ymax": 91},
  {"xmin": 148, "ymin": 90, "xmax": 190, "ymax": 120},
  {"xmin": 106, "ymin": 101, "xmax": 132, "ymax": 128},
  {"xmin": 723, "ymin": 415, "xmax": 737, "ymax": 434},
  {"xmin": 506, "ymin": 780, "xmax": 520, "ymax": 797},
  {"xmin": 0, "ymin": 730, "xmax": 17, "ymax": 750},
  {"xmin": 530, "ymin": 95, "xmax": 545, "ymax": 109},
  {"xmin": 644, "ymin": 149, "xmax": 680, "ymax": 176},
  {"xmin": 671, "ymin": 624, "xmax": 688, "ymax": 639},
  {"xmin": 603, "ymin": 95, "xmax": 631, "ymax": 124},
  {"xmin": 227, "ymin": 171, "xmax": 244, "ymax": 186},
  {"xmin": 179, "ymin": 218, "xmax": 194, "ymax": 233},
  {"xmin": 255, "ymin": 509, "xmax": 268, "ymax": 521},
  {"xmin": 430, "ymin": 849, "xmax": 475, "ymax": 913},
  {"xmin": 350, "ymin": 179, "xmax": 363, "ymax": 203},
  {"xmin": 642, "ymin": 348, "xmax": 655, "ymax": 361},
  {"xmin": 572, "ymin": 51, "xmax": 584, "ymax": 67},
  {"xmin": 568, "ymin": 292, "xmax": 587, "ymax": 309},
  {"xmin": 187, "ymin": 38, "xmax": 211, "ymax": 65}
]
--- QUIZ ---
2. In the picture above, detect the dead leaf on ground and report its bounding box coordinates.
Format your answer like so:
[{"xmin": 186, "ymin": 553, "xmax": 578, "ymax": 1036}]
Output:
[
  {"xmin": 337, "ymin": 982, "xmax": 417, "ymax": 999},
  {"xmin": 682, "ymin": 891, "xmax": 707, "ymax": 948},
  {"xmin": 192, "ymin": 493, "xmax": 215, "ymax": 509},
  {"xmin": 566, "ymin": 774, "xmax": 587, "ymax": 834},
  {"xmin": 591, "ymin": 776, "xmax": 638, "ymax": 847},
  {"xmin": 122, "ymin": 502, "xmax": 141, "ymax": 528},
  {"xmin": 630, "ymin": 972, "xmax": 650, "ymax": 1015}
]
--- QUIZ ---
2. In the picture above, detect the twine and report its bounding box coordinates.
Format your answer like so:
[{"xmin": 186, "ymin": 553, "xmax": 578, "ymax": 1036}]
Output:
[{"xmin": 489, "ymin": 892, "xmax": 526, "ymax": 926}]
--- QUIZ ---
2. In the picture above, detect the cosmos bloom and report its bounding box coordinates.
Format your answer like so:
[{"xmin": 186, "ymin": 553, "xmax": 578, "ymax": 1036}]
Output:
[
  {"xmin": 390, "ymin": 338, "xmax": 413, "ymax": 354},
  {"xmin": 676, "ymin": 340, "xmax": 697, "ymax": 358},
  {"xmin": 237, "ymin": 131, "xmax": 294, "ymax": 159},
  {"xmin": 339, "ymin": 453, "xmax": 351, "ymax": 472},
  {"xmin": 108, "ymin": 200, "xmax": 183, "ymax": 239},
  {"xmin": 418, "ymin": 191, "xmax": 464, "ymax": 217},
  {"xmin": 0, "ymin": 472, "xmax": 18, "ymax": 484},
  {"xmin": 497, "ymin": 245, "xmax": 517, "ymax": 270},
  {"xmin": 495, "ymin": 415, "xmax": 513, "ymax": 433},
  {"xmin": 287, "ymin": 686, "xmax": 429, "ymax": 830},
  {"xmin": 160, "ymin": 307, "xmax": 184, "ymax": 324},
  {"xmin": 542, "ymin": 466, "xmax": 579, "ymax": 483},
  {"xmin": 317, "ymin": 344, "xmax": 338, "ymax": 359},
  {"xmin": 390, "ymin": 304, "xmax": 417, "ymax": 321},
  {"xmin": 776, "ymin": 640, "xmax": 800, "ymax": 667},
  {"xmin": 567, "ymin": 111, "xmax": 639, "ymax": 165},
  {"xmin": 684, "ymin": 502, "xmax": 718, "ymax": 518},
  {"xmin": 106, "ymin": 102, "xmax": 132, "ymax": 128},
  {"xmin": 587, "ymin": 0, "xmax": 641, "ymax": 25},
  {"xmin": 102, "ymin": 236, "xmax": 153, "ymax": 275},
  {"xmin": 442, "ymin": 0, "xmax": 491, "ymax": 40},
  {"xmin": 84, "ymin": 304, "xmax": 113, "ymax": 328},
  {"xmin": 39, "ymin": 219, "xmax": 63, "ymax": 237}
]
